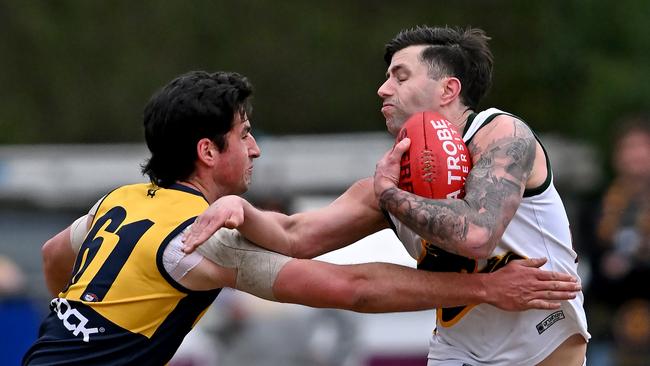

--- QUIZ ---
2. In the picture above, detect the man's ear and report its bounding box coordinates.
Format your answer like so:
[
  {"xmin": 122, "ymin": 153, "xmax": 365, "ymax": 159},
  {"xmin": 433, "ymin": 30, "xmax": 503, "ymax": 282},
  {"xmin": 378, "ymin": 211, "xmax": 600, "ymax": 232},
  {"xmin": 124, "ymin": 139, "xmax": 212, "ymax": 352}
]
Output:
[
  {"xmin": 440, "ymin": 77, "xmax": 462, "ymax": 106},
  {"xmin": 196, "ymin": 138, "xmax": 218, "ymax": 166}
]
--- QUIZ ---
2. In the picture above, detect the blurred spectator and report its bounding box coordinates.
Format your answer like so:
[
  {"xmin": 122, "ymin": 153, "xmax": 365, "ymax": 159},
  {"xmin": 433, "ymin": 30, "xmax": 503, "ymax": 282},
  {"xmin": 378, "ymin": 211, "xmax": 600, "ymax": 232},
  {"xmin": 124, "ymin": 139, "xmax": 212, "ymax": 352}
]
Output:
[
  {"xmin": 216, "ymin": 307, "xmax": 359, "ymax": 366},
  {"xmin": 581, "ymin": 116, "xmax": 650, "ymax": 365},
  {"xmin": 0, "ymin": 255, "xmax": 42, "ymax": 366}
]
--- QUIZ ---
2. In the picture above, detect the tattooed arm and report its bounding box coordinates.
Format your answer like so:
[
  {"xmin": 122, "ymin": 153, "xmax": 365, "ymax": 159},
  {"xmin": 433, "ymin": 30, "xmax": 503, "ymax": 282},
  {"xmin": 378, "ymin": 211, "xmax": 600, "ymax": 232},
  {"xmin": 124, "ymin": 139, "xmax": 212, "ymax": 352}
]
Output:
[{"xmin": 375, "ymin": 115, "xmax": 546, "ymax": 259}]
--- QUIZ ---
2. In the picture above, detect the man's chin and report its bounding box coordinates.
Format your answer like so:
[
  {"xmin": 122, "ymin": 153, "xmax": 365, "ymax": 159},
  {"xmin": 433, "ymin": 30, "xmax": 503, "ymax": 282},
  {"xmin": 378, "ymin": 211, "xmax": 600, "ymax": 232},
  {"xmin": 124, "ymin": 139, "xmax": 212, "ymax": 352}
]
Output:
[
  {"xmin": 242, "ymin": 179, "xmax": 252, "ymax": 192},
  {"xmin": 386, "ymin": 120, "xmax": 402, "ymax": 136}
]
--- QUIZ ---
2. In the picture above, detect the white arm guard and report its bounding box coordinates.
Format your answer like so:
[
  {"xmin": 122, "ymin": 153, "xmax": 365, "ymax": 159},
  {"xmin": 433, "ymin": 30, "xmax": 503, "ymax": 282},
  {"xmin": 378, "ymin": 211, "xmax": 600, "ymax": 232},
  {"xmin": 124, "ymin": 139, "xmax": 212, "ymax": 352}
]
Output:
[
  {"xmin": 69, "ymin": 215, "xmax": 90, "ymax": 254},
  {"xmin": 194, "ymin": 227, "xmax": 292, "ymax": 301},
  {"xmin": 69, "ymin": 197, "xmax": 104, "ymax": 254}
]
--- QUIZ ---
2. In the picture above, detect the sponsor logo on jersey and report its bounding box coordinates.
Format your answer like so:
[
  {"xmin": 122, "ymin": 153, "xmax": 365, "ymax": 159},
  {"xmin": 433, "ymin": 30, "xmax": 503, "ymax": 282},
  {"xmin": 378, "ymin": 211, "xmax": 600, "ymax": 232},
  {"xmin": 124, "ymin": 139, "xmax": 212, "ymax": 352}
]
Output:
[
  {"xmin": 536, "ymin": 310, "xmax": 565, "ymax": 334},
  {"xmin": 83, "ymin": 292, "xmax": 99, "ymax": 302},
  {"xmin": 50, "ymin": 298, "xmax": 100, "ymax": 342}
]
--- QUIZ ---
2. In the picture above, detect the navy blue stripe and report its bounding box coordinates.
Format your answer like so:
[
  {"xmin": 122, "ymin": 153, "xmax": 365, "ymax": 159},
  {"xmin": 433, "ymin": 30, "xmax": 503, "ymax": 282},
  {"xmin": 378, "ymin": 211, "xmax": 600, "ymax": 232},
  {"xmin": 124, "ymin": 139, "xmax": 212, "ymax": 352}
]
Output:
[
  {"xmin": 168, "ymin": 183, "xmax": 208, "ymax": 202},
  {"xmin": 65, "ymin": 206, "xmax": 127, "ymax": 293},
  {"xmin": 83, "ymin": 218, "xmax": 155, "ymax": 301},
  {"xmin": 146, "ymin": 289, "xmax": 219, "ymax": 364},
  {"xmin": 156, "ymin": 216, "xmax": 211, "ymax": 294}
]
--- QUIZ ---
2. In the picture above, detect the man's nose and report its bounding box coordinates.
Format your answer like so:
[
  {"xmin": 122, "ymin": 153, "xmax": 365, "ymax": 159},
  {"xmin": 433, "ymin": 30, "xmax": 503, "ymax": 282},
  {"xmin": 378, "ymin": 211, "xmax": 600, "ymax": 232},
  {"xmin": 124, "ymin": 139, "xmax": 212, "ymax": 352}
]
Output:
[
  {"xmin": 377, "ymin": 80, "xmax": 393, "ymax": 99},
  {"xmin": 249, "ymin": 135, "xmax": 261, "ymax": 158}
]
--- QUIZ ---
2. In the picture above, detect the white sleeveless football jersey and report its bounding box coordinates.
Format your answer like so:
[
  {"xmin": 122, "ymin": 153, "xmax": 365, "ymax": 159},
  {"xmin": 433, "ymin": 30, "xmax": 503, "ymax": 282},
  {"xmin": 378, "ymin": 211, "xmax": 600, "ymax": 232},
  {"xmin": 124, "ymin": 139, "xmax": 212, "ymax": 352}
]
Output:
[{"xmin": 389, "ymin": 108, "xmax": 589, "ymax": 365}]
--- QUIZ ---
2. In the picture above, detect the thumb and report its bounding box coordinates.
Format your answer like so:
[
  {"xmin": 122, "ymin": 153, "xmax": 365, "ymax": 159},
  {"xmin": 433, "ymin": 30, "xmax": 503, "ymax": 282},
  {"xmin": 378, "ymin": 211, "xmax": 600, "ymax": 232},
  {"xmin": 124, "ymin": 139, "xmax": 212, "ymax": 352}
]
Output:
[
  {"xmin": 395, "ymin": 137, "xmax": 411, "ymax": 150},
  {"xmin": 392, "ymin": 137, "xmax": 411, "ymax": 155},
  {"xmin": 224, "ymin": 214, "xmax": 244, "ymax": 229}
]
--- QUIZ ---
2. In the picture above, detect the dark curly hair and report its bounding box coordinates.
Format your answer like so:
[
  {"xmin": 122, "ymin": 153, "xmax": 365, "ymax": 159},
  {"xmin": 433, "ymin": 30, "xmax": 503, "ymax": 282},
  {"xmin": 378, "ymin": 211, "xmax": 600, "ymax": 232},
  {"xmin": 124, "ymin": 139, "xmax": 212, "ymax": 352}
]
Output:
[{"xmin": 141, "ymin": 71, "xmax": 253, "ymax": 187}]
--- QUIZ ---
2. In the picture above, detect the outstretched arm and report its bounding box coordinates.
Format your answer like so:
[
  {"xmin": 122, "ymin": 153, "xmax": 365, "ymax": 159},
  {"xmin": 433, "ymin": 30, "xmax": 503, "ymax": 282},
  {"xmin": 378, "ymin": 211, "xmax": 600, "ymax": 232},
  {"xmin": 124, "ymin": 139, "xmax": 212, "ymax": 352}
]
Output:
[
  {"xmin": 274, "ymin": 257, "xmax": 578, "ymax": 312},
  {"xmin": 184, "ymin": 178, "xmax": 388, "ymax": 258},
  {"xmin": 182, "ymin": 230, "xmax": 580, "ymax": 312},
  {"xmin": 375, "ymin": 116, "xmax": 542, "ymax": 258}
]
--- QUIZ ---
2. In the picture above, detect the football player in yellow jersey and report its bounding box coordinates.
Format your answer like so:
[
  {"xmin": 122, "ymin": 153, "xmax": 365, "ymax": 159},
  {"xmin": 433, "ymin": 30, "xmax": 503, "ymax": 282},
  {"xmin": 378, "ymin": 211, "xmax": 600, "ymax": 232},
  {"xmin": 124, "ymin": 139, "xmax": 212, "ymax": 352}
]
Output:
[{"xmin": 24, "ymin": 71, "xmax": 580, "ymax": 365}]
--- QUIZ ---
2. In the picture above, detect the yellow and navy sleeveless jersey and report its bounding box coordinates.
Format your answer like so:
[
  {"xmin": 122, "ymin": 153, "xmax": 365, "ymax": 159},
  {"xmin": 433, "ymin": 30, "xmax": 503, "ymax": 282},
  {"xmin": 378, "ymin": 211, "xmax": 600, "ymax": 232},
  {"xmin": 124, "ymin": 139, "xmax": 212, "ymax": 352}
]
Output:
[{"xmin": 23, "ymin": 183, "xmax": 220, "ymax": 366}]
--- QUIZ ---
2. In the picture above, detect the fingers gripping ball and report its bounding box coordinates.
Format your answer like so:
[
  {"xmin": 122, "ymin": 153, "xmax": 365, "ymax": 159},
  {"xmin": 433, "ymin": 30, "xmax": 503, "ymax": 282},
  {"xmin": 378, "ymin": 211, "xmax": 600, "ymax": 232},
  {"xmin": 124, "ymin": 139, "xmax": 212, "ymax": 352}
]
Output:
[{"xmin": 397, "ymin": 111, "xmax": 472, "ymax": 199}]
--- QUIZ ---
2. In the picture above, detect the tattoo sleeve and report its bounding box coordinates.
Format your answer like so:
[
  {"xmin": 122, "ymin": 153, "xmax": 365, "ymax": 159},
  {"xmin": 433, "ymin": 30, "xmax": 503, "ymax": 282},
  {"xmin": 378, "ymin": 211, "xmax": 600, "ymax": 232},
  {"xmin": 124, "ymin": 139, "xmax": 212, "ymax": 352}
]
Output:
[{"xmin": 379, "ymin": 118, "xmax": 537, "ymax": 257}]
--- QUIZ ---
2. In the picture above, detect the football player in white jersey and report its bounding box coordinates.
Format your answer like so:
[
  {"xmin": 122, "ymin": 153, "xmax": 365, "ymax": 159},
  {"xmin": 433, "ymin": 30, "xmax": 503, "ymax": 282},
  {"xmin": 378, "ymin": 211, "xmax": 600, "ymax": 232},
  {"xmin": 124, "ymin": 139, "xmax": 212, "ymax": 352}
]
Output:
[{"xmin": 184, "ymin": 26, "xmax": 589, "ymax": 365}]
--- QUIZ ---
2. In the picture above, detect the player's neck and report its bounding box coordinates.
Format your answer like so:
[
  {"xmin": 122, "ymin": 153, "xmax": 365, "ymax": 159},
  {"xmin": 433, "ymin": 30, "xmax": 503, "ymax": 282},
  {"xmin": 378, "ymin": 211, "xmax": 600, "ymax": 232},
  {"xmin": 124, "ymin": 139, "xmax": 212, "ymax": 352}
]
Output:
[
  {"xmin": 447, "ymin": 108, "xmax": 474, "ymax": 132},
  {"xmin": 178, "ymin": 179, "xmax": 220, "ymax": 203}
]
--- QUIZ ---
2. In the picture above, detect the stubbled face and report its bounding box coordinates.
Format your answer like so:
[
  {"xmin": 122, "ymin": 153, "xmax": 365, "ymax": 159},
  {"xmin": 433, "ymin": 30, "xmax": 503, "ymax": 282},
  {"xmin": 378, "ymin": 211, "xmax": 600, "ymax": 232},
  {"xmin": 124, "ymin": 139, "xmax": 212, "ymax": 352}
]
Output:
[
  {"xmin": 377, "ymin": 45, "xmax": 443, "ymax": 136},
  {"xmin": 216, "ymin": 111, "xmax": 261, "ymax": 195}
]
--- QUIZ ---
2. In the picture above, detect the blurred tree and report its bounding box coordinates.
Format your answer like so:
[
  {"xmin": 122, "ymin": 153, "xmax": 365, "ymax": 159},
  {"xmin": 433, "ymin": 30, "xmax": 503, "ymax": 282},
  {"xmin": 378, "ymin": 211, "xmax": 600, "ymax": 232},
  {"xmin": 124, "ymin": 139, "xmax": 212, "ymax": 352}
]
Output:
[{"xmin": 1, "ymin": 0, "xmax": 649, "ymax": 160}]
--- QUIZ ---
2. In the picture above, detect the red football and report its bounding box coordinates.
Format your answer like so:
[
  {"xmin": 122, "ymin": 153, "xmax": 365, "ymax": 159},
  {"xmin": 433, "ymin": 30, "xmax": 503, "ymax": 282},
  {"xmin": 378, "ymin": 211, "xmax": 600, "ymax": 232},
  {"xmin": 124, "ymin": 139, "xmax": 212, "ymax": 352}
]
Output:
[{"xmin": 397, "ymin": 111, "xmax": 472, "ymax": 199}]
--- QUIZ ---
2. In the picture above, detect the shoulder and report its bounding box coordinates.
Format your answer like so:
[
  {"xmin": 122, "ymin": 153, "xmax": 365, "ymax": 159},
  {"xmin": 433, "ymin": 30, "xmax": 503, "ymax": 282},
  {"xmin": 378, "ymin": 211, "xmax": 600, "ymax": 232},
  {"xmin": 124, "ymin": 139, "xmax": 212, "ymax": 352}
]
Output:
[
  {"xmin": 475, "ymin": 114, "xmax": 532, "ymax": 138},
  {"xmin": 468, "ymin": 114, "xmax": 535, "ymax": 156}
]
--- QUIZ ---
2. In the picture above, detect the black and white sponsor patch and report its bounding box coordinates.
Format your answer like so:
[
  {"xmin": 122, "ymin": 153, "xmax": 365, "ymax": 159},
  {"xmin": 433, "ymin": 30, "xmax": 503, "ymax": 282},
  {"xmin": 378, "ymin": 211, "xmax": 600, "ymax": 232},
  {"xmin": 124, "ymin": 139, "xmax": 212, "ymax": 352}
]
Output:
[{"xmin": 536, "ymin": 310, "xmax": 565, "ymax": 334}]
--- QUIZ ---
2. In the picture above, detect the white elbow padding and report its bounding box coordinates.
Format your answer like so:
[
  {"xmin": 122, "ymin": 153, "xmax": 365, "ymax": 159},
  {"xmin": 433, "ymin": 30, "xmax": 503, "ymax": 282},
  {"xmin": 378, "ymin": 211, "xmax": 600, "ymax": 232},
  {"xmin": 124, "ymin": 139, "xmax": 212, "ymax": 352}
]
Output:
[
  {"xmin": 69, "ymin": 215, "xmax": 90, "ymax": 254},
  {"xmin": 193, "ymin": 227, "xmax": 292, "ymax": 301},
  {"xmin": 69, "ymin": 197, "xmax": 103, "ymax": 254}
]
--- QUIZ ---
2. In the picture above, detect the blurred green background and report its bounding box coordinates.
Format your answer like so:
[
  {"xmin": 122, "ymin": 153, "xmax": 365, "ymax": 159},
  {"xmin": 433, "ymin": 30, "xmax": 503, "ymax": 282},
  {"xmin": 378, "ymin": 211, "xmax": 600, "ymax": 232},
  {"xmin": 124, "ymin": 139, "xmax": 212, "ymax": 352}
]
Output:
[
  {"xmin": 3, "ymin": 2, "xmax": 650, "ymax": 364},
  {"xmin": 2, "ymin": 0, "xmax": 650, "ymax": 158}
]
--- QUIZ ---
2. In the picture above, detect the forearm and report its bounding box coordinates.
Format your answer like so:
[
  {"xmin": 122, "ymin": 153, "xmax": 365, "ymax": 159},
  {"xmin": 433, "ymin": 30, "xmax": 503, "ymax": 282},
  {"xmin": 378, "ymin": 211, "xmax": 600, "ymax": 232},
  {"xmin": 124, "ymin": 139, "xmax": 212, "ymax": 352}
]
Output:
[
  {"xmin": 379, "ymin": 187, "xmax": 495, "ymax": 258},
  {"xmin": 194, "ymin": 195, "xmax": 333, "ymax": 258},
  {"xmin": 239, "ymin": 207, "xmax": 383, "ymax": 259},
  {"xmin": 349, "ymin": 262, "xmax": 488, "ymax": 312},
  {"xmin": 236, "ymin": 200, "xmax": 298, "ymax": 256},
  {"xmin": 186, "ymin": 179, "xmax": 388, "ymax": 258},
  {"xmin": 239, "ymin": 180, "xmax": 388, "ymax": 259},
  {"xmin": 273, "ymin": 260, "xmax": 487, "ymax": 313}
]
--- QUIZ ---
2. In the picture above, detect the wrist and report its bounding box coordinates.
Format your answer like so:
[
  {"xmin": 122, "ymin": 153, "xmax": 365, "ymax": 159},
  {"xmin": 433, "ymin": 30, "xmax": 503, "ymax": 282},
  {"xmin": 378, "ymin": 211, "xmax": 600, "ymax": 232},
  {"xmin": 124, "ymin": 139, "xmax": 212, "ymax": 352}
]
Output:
[
  {"xmin": 377, "ymin": 186, "xmax": 397, "ymax": 210},
  {"xmin": 475, "ymin": 273, "xmax": 491, "ymax": 304}
]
